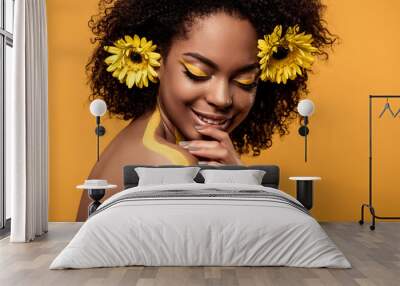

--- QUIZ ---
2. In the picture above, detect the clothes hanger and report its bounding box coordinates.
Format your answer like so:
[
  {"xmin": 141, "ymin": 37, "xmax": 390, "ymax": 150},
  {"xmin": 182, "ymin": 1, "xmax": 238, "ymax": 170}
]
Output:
[
  {"xmin": 378, "ymin": 98, "xmax": 395, "ymax": 118},
  {"xmin": 393, "ymin": 106, "xmax": 400, "ymax": 118}
]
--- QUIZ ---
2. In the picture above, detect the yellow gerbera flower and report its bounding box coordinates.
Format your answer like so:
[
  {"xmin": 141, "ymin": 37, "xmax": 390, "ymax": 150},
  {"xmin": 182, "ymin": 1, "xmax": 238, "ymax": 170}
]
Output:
[
  {"xmin": 104, "ymin": 35, "xmax": 161, "ymax": 89},
  {"xmin": 257, "ymin": 25, "xmax": 318, "ymax": 84}
]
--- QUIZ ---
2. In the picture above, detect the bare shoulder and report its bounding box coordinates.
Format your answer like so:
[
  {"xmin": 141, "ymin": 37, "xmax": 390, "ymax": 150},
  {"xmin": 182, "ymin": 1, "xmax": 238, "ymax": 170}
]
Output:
[{"xmin": 88, "ymin": 117, "xmax": 198, "ymax": 184}]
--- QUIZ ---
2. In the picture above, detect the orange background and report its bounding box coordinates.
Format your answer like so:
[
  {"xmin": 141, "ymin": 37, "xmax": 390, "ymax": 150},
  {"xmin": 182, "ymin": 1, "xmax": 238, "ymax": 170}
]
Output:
[{"xmin": 47, "ymin": 0, "xmax": 400, "ymax": 221}]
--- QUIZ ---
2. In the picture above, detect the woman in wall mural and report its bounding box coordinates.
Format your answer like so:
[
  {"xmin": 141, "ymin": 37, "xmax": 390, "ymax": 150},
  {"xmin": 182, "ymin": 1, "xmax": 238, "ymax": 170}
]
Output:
[{"xmin": 77, "ymin": 0, "xmax": 335, "ymax": 220}]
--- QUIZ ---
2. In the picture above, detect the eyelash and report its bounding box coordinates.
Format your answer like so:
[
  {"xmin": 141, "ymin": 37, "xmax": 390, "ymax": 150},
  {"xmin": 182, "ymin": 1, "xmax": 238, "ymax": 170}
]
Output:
[
  {"xmin": 183, "ymin": 69, "xmax": 257, "ymax": 91},
  {"xmin": 235, "ymin": 81, "xmax": 258, "ymax": 91}
]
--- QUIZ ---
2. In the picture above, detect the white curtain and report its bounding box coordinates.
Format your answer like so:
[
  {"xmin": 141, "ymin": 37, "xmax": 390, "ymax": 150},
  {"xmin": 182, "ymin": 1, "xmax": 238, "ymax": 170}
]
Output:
[{"xmin": 7, "ymin": 0, "xmax": 49, "ymax": 242}]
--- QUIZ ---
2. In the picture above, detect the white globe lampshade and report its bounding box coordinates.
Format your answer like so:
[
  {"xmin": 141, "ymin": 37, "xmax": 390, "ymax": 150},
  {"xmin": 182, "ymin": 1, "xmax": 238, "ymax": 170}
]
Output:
[
  {"xmin": 90, "ymin": 99, "xmax": 107, "ymax": 117},
  {"xmin": 297, "ymin": 99, "xmax": 315, "ymax": 117}
]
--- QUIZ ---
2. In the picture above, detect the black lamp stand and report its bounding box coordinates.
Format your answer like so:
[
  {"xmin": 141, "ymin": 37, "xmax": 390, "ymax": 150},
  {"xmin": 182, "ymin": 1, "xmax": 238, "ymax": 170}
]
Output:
[
  {"xmin": 298, "ymin": 116, "xmax": 310, "ymax": 162},
  {"xmin": 95, "ymin": 116, "xmax": 106, "ymax": 162}
]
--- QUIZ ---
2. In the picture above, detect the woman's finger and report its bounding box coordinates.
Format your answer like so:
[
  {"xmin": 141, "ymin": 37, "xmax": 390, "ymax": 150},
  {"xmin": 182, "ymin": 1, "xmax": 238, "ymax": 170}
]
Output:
[
  {"xmin": 179, "ymin": 140, "xmax": 219, "ymax": 150},
  {"xmin": 187, "ymin": 146, "xmax": 242, "ymax": 165},
  {"xmin": 186, "ymin": 146, "xmax": 228, "ymax": 160},
  {"xmin": 194, "ymin": 125, "xmax": 231, "ymax": 143}
]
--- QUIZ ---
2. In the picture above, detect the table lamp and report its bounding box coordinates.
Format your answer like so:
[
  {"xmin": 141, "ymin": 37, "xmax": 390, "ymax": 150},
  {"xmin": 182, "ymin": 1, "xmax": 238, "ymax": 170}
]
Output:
[
  {"xmin": 89, "ymin": 99, "xmax": 107, "ymax": 162},
  {"xmin": 297, "ymin": 99, "xmax": 315, "ymax": 162}
]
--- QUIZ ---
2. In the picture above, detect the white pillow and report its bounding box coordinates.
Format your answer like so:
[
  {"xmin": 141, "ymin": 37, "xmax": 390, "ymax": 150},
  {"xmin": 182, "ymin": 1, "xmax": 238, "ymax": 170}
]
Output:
[
  {"xmin": 135, "ymin": 167, "xmax": 200, "ymax": 186},
  {"xmin": 200, "ymin": 169, "xmax": 266, "ymax": 185}
]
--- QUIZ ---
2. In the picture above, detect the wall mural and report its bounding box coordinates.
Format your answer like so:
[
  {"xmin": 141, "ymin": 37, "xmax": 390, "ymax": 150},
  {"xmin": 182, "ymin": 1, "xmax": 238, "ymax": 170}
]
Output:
[{"xmin": 75, "ymin": 0, "xmax": 335, "ymax": 221}]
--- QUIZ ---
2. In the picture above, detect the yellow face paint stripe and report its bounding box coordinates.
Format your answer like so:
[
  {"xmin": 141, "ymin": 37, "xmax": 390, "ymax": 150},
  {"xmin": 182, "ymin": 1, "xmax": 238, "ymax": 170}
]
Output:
[
  {"xmin": 175, "ymin": 129, "xmax": 184, "ymax": 145},
  {"xmin": 143, "ymin": 107, "xmax": 190, "ymax": 165}
]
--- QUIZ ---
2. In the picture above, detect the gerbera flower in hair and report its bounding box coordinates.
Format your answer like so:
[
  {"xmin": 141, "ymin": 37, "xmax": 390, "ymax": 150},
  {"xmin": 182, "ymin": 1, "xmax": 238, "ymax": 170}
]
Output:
[
  {"xmin": 104, "ymin": 35, "xmax": 161, "ymax": 89},
  {"xmin": 257, "ymin": 25, "xmax": 318, "ymax": 84}
]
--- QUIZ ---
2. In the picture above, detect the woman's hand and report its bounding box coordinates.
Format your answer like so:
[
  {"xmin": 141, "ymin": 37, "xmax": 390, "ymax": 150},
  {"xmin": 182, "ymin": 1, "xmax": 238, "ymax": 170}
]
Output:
[{"xmin": 178, "ymin": 125, "xmax": 243, "ymax": 165}]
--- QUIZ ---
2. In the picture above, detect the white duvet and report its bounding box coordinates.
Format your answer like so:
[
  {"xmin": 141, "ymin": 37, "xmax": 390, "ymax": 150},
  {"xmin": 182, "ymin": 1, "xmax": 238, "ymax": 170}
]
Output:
[{"xmin": 50, "ymin": 183, "xmax": 351, "ymax": 269}]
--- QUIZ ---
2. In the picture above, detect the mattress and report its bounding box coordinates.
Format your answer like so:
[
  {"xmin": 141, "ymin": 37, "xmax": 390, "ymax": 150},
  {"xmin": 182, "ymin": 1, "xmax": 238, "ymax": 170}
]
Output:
[{"xmin": 50, "ymin": 183, "xmax": 351, "ymax": 269}]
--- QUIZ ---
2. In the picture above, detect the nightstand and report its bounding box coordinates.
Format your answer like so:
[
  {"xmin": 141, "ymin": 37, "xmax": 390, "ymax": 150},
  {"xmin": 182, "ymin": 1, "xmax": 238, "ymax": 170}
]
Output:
[
  {"xmin": 77, "ymin": 180, "xmax": 117, "ymax": 216},
  {"xmin": 289, "ymin": 176, "xmax": 321, "ymax": 210}
]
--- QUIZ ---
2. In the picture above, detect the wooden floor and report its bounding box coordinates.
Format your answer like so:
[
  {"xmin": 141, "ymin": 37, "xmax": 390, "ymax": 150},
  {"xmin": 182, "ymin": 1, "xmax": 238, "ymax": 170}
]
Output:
[{"xmin": 0, "ymin": 222, "xmax": 399, "ymax": 286}]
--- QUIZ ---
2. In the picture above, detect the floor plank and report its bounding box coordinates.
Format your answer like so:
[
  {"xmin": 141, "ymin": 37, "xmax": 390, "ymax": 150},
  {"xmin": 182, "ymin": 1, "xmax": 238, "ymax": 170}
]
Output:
[{"xmin": 0, "ymin": 222, "xmax": 399, "ymax": 286}]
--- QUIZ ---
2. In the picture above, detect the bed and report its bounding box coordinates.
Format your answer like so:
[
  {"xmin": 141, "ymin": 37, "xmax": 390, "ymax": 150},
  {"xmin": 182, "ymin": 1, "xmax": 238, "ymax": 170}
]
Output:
[{"xmin": 50, "ymin": 165, "xmax": 351, "ymax": 269}]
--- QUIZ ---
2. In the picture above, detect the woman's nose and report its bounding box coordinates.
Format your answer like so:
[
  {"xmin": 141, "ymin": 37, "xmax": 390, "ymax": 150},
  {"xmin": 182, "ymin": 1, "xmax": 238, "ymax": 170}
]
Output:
[{"xmin": 205, "ymin": 79, "xmax": 233, "ymax": 109}]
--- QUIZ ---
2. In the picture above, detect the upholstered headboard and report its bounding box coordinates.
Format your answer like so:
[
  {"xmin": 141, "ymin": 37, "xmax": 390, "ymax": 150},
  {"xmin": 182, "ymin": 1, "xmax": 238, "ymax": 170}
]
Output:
[{"xmin": 123, "ymin": 165, "xmax": 280, "ymax": 189}]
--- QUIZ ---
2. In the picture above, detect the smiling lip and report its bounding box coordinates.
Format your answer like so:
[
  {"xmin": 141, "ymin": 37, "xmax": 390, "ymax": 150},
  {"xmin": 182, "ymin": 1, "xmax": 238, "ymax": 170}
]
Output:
[{"xmin": 191, "ymin": 108, "xmax": 232, "ymax": 130}]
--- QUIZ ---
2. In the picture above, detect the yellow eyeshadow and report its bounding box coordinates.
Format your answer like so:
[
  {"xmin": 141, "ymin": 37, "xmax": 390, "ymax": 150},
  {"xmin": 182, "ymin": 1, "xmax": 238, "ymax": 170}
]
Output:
[
  {"xmin": 235, "ymin": 78, "xmax": 255, "ymax": 85},
  {"xmin": 180, "ymin": 59, "xmax": 209, "ymax": 77}
]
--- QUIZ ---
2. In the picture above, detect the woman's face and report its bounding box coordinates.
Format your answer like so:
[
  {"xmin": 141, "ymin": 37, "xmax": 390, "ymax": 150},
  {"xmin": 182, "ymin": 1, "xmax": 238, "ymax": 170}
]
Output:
[{"xmin": 157, "ymin": 12, "xmax": 259, "ymax": 140}]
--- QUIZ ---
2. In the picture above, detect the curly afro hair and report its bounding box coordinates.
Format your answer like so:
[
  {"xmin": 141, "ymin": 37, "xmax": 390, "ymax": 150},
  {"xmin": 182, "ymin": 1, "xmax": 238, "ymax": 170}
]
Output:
[{"xmin": 86, "ymin": 0, "xmax": 336, "ymax": 156}]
